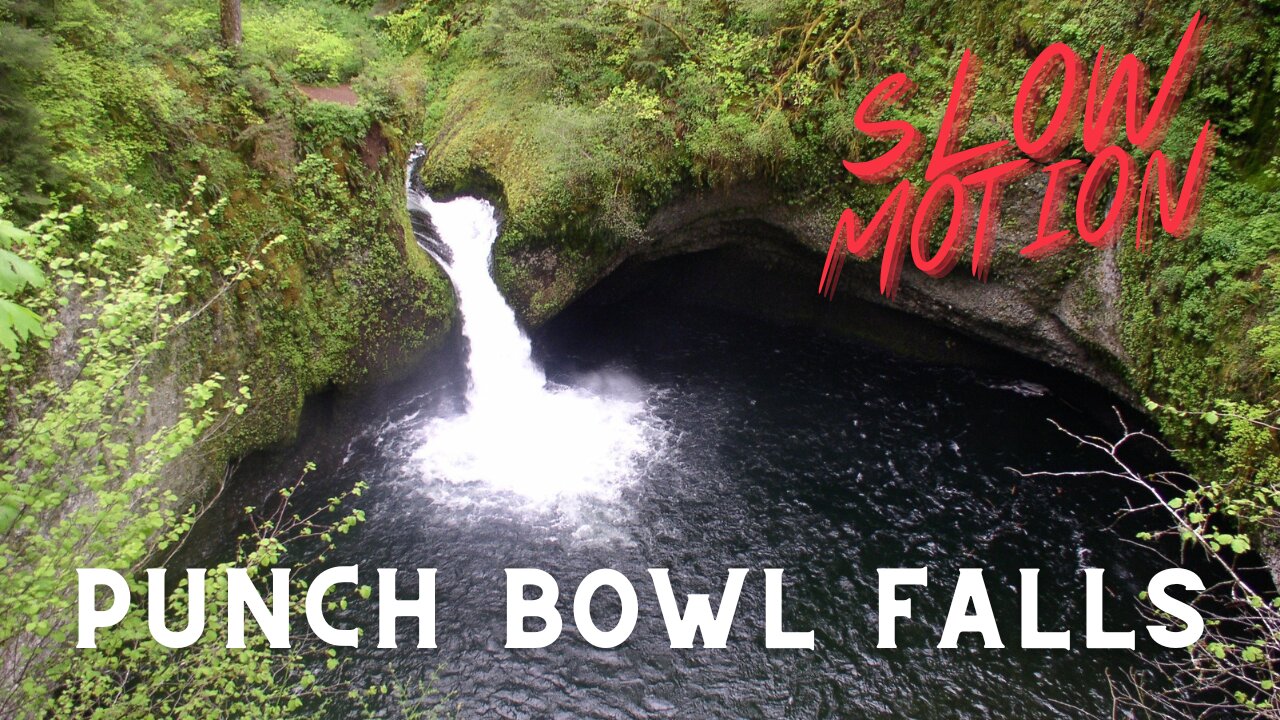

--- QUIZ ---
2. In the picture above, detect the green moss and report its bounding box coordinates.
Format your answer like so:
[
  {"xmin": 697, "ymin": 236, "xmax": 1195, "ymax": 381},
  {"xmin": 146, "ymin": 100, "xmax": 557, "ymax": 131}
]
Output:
[
  {"xmin": 1118, "ymin": 167, "xmax": 1280, "ymax": 490},
  {"xmin": 0, "ymin": 0, "xmax": 457, "ymax": 487},
  {"xmin": 401, "ymin": 0, "xmax": 1280, "ymax": 496},
  {"xmin": 4, "ymin": 0, "xmax": 1279, "ymax": 503}
]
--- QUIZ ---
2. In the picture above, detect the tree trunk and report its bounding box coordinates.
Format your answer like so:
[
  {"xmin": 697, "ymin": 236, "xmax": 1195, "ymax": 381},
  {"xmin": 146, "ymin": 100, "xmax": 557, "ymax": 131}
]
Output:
[{"xmin": 219, "ymin": 0, "xmax": 242, "ymax": 47}]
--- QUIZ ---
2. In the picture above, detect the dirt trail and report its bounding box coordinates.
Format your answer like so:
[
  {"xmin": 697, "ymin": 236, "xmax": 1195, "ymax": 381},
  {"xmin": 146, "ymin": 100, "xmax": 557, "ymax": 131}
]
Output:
[{"xmin": 296, "ymin": 84, "xmax": 358, "ymax": 106}]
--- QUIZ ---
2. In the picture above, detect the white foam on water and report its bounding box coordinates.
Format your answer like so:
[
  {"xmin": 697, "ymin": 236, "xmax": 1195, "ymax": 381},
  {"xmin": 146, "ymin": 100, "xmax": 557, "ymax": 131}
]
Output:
[{"xmin": 406, "ymin": 189, "xmax": 661, "ymax": 509}]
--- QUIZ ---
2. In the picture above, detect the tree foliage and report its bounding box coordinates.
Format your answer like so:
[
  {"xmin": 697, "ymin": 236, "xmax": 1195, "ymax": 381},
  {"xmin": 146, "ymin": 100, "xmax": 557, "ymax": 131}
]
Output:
[{"xmin": 0, "ymin": 181, "xmax": 279, "ymax": 715}]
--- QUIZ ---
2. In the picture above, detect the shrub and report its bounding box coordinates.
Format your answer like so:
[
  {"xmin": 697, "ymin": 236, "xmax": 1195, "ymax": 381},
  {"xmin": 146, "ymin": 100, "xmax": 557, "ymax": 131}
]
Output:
[{"xmin": 243, "ymin": 3, "xmax": 364, "ymax": 84}]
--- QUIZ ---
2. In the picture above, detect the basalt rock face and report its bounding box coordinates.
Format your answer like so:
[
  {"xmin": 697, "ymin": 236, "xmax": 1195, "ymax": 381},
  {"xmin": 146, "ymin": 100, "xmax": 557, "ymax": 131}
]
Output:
[
  {"xmin": 498, "ymin": 179, "xmax": 1136, "ymax": 401},
  {"xmin": 164, "ymin": 136, "xmax": 456, "ymax": 500}
]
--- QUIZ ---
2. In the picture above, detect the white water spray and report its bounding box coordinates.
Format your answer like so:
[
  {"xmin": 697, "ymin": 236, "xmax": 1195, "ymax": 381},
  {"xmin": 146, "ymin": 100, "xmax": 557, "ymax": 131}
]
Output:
[{"xmin": 406, "ymin": 157, "xmax": 659, "ymax": 505}]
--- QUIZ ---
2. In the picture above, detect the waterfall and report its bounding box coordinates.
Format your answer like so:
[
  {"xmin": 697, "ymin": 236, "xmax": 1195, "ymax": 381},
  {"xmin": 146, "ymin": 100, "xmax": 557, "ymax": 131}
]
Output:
[
  {"xmin": 407, "ymin": 191, "xmax": 546, "ymax": 413},
  {"xmin": 405, "ymin": 150, "xmax": 660, "ymax": 504}
]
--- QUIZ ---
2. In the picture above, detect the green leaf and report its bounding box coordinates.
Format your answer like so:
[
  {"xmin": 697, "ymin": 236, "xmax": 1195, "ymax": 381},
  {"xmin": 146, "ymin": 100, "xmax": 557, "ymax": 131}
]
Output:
[
  {"xmin": 0, "ymin": 298, "xmax": 44, "ymax": 351},
  {"xmin": 0, "ymin": 246, "xmax": 44, "ymax": 294},
  {"xmin": 0, "ymin": 502, "xmax": 18, "ymax": 533},
  {"xmin": 0, "ymin": 218, "xmax": 31, "ymax": 246}
]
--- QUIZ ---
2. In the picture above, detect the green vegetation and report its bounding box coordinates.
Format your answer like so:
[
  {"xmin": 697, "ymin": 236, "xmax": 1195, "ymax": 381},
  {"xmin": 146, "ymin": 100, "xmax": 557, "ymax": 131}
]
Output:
[
  {"xmin": 0, "ymin": 183, "xmax": 357, "ymax": 716},
  {"xmin": 0, "ymin": 0, "xmax": 1278, "ymax": 715},
  {"xmin": 402, "ymin": 0, "xmax": 1280, "ymax": 536},
  {"xmin": 0, "ymin": 0, "xmax": 456, "ymax": 464},
  {"xmin": 58, "ymin": 469, "xmax": 373, "ymax": 719},
  {"xmin": 0, "ymin": 0, "xmax": 455, "ymax": 715}
]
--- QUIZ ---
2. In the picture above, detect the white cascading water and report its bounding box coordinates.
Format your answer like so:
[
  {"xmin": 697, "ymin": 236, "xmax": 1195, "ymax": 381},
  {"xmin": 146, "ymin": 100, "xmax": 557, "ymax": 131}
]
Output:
[{"xmin": 406, "ymin": 161, "xmax": 659, "ymax": 506}]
